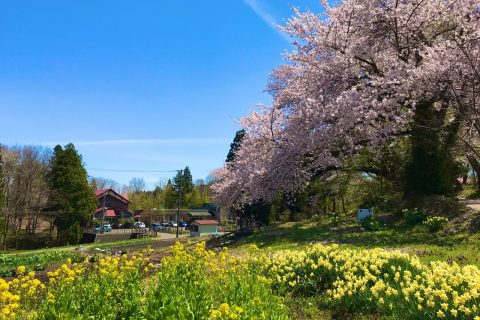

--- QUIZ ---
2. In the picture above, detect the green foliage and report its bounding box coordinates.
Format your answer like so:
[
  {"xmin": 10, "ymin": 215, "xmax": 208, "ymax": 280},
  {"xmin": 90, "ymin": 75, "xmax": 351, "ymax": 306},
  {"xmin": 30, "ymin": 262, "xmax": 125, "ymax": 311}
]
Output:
[
  {"xmin": 174, "ymin": 167, "xmax": 194, "ymax": 194},
  {"xmin": 405, "ymin": 101, "xmax": 457, "ymax": 197},
  {"xmin": 226, "ymin": 129, "xmax": 245, "ymax": 164},
  {"xmin": 0, "ymin": 251, "xmax": 80, "ymax": 277},
  {"xmin": 358, "ymin": 215, "xmax": 387, "ymax": 231},
  {"xmin": 329, "ymin": 212, "xmax": 342, "ymax": 226},
  {"xmin": 143, "ymin": 244, "xmax": 287, "ymax": 320},
  {"xmin": 49, "ymin": 144, "xmax": 97, "ymax": 245},
  {"xmin": 22, "ymin": 244, "xmax": 288, "ymax": 320},
  {"xmin": 423, "ymin": 216, "xmax": 448, "ymax": 233},
  {"xmin": 174, "ymin": 166, "xmax": 194, "ymax": 206},
  {"xmin": 117, "ymin": 218, "xmax": 135, "ymax": 225},
  {"xmin": 402, "ymin": 208, "xmax": 427, "ymax": 226},
  {"xmin": 162, "ymin": 179, "xmax": 177, "ymax": 209}
]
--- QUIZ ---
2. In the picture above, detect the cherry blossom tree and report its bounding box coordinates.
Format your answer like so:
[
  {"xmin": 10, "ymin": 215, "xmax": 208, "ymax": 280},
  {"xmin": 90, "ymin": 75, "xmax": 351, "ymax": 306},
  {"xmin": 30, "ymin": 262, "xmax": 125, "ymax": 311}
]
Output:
[{"xmin": 214, "ymin": 0, "xmax": 480, "ymax": 207}]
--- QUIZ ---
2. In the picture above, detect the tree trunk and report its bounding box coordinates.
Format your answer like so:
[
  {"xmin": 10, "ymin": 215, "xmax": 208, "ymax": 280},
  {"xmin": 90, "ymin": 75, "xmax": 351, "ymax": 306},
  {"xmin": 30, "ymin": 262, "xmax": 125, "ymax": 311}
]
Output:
[{"xmin": 405, "ymin": 101, "xmax": 457, "ymax": 197}]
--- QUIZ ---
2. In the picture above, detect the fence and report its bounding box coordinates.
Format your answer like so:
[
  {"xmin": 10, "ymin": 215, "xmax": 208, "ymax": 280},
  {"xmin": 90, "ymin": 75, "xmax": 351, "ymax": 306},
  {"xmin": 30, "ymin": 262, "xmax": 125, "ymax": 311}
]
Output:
[{"xmin": 83, "ymin": 227, "xmax": 149, "ymax": 235}]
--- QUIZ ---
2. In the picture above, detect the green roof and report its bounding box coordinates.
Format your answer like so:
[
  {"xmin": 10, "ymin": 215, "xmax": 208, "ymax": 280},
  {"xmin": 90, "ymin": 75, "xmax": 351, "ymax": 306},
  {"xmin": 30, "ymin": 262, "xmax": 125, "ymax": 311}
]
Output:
[{"xmin": 188, "ymin": 211, "xmax": 213, "ymax": 217}]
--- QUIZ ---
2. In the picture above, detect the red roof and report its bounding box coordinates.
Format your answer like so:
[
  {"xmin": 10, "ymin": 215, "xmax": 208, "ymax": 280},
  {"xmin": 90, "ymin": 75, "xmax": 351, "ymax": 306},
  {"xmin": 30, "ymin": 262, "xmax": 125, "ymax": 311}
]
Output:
[
  {"xmin": 192, "ymin": 220, "xmax": 218, "ymax": 225},
  {"xmin": 95, "ymin": 189, "xmax": 107, "ymax": 197},
  {"xmin": 94, "ymin": 208, "xmax": 116, "ymax": 217},
  {"xmin": 95, "ymin": 189, "xmax": 130, "ymax": 203},
  {"xmin": 105, "ymin": 210, "xmax": 116, "ymax": 217}
]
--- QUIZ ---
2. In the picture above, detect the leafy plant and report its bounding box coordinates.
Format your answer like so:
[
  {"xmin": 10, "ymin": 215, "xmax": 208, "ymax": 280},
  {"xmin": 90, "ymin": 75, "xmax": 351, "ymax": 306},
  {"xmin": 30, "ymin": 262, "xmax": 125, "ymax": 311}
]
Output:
[
  {"xmin": 358, "ymin": 215, "xmax": 387, "ymax": 231},
  {"xmin": 0, "ymin": 251, "xmax": 81, "ymax": 277},
  {"xmin": 402, "ymin": 208, "xmax": 427, "ymax": 225},
  {"xmin": 423, "ymin": 216, "xmax": 448, "ymax": 233}
]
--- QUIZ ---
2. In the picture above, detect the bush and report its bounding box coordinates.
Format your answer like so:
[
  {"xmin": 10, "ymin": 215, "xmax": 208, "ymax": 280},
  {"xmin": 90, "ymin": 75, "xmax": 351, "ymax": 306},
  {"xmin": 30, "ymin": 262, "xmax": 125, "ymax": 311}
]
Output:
[
  {"xmin": 402, "ymin": 208, "xmax": 427, "ymax": 225},
  {"xmin": 329, "ymin": 212, "xmax": 342, "ymax": 225},
  {"xmin": 423, "ymin": 216, "xmax": 448, "ymax": 233},
  {"xmin": 359, "ymin": 215, "xmax": 387, "ymax": 231}
]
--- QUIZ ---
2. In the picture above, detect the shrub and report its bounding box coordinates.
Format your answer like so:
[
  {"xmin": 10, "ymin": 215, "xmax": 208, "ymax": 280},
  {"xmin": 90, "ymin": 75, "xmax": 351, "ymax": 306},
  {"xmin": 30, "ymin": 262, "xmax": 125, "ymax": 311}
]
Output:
[
  {"xmin": 329, "ymin": 212, "xmax": 342, "ymax": 225},
  {"xmin": 402, "ymin": 208, "xmax": 427, "ymax": 225},
  {"xmin": 423, "ymin": 216, "xmax": 448, "ymax": 233},
  {"xmin": 359, "ymin": 215, "xmax": 387, "ymax": 231}
]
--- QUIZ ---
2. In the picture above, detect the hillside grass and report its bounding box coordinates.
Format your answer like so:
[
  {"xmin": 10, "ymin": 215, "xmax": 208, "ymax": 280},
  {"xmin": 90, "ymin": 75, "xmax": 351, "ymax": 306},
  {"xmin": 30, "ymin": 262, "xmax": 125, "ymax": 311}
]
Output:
[
  {"xmin": 224, "ymin": 214, "xmax": 480, "ymax": 319},
  {"xmin": 231, "ymin": 218, "xmax": 480, "ymax": 267}
]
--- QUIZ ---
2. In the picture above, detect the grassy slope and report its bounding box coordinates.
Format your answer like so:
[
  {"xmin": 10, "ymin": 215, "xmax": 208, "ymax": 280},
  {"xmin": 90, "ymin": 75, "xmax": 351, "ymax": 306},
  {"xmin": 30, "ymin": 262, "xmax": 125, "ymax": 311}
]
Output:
[
  {"xmin": 231, "ymin": 219, "xmax": 480, "ymax": 267},
  {"xmin": 227, "ymin": 216, "xmax": 480, "ymax": 319}
]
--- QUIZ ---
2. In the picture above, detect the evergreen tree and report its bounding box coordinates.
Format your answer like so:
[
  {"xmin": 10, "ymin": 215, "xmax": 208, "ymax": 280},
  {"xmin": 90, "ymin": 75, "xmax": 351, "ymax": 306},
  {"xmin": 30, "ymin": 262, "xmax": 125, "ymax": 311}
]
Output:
[
  {"xmin": 226, "ymin": 129, "xmax": 245, "ymax": 164},
  {"xmin": 162, "ymin": 180, "xmax": 177, "ymax": 209},
  {"xmin": 48, "ymin": 144, "xmax": 96, "ymax": 245},
  {"xmin": 174, "ymin": 166, "xmax": 194, "ymax": 206}
]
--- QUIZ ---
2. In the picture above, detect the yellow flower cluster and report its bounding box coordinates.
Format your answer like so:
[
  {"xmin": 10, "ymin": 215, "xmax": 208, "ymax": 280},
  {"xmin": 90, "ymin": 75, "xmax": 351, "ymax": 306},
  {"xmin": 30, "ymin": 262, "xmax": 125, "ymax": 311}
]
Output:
[
  {"xmin": 258, "ymin": 243, "xmax": 480, "ymax": 319},
  {"xmin": 0, "ymin": 278, "xmax": 20, "ymax": 319},
  {"xmin": 209, "ymin": 303, "xmax": 244, "ymax": 319},
  {"xmin": 424, "ymin": 216, "xmax": 449, "ymax": 224},
  {"xmin": 0, "ymin": 253, "xmax": 152, "ymax": 319}
]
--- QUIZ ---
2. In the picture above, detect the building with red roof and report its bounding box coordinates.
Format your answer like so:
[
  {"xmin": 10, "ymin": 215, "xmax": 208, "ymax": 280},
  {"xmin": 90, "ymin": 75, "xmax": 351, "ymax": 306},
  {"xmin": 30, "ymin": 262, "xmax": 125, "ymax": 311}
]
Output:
[
  {"xmin": 93, "ymin": 189, "xmax": 131, "ymax": 221},
  {"xmin": 190, "ymin": 219, "xmax": 218, "ymax": 237}
]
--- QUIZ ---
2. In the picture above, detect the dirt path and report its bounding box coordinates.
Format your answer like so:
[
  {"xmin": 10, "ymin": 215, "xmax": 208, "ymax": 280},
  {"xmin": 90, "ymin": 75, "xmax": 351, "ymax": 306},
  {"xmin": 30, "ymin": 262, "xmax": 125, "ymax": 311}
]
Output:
[{"xmin": 459, "ymin": 199, "xmax": 480, "ymax": 211}]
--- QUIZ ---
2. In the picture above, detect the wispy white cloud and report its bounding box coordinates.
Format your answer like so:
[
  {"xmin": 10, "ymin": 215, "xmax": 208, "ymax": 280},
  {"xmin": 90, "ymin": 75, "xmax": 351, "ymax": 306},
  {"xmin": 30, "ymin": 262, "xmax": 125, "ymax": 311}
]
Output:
[
  {"xmin": 39, "ymin": 138, "xmax": 230, "ymax": 147},
  {"xmin": 243, "ymin": 0, "xmax": 291, "ymax": 42}
]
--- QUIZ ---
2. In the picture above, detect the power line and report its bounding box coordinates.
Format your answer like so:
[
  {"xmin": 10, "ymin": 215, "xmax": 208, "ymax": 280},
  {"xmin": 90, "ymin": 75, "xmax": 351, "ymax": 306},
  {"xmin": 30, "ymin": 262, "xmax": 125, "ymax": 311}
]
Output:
[{"xmin": 87, "ymin": 168, "xmax": 180, "ymax": 173}]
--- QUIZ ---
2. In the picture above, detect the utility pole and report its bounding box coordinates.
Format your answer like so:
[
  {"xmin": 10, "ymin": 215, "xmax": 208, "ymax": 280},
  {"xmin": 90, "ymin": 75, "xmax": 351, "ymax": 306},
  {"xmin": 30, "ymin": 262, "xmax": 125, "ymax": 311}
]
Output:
[{"xmin": 176, "ymin": 169, "xmax": 182, "ymax": 238}]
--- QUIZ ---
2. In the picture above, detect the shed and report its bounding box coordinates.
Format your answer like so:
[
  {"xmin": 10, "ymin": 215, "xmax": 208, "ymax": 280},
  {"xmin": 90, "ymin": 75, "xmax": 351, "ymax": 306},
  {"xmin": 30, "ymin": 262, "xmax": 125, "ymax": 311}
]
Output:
[{"xmin": 190, "ymin": 220, "xmax": 218, "ymax": 237}]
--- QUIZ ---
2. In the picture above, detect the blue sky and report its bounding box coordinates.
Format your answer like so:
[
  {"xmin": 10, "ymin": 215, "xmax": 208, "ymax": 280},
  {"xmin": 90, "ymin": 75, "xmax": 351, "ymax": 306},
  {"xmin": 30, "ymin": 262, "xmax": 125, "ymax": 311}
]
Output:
[{"xmin": 0, "ymin": 0, "xmax": 322, "ymax": 188}]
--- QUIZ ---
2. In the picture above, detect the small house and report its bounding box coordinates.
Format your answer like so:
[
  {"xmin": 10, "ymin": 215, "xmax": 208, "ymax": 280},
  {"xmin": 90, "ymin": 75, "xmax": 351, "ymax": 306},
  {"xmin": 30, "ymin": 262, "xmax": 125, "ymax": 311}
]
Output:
[{"xmin": 190, "ymin": 220, "xmax": 218, "ymax": 237}]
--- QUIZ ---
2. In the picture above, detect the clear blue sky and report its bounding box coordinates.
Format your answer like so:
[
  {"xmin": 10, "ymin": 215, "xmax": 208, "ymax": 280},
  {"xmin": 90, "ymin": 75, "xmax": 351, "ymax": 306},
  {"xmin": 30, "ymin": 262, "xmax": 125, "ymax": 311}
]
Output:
[{"xmin": 0, "ymin": 0, "xmax": 322, "ymax": 188}]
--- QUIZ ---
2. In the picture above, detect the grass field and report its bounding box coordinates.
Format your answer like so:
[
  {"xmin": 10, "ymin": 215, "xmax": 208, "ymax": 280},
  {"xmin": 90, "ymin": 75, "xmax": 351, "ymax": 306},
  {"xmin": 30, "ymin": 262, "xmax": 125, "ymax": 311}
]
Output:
[
  {"xmin": 232, "ymin": 217, "xmax": 480, "ymax": 268},
  {"xmin": 0, "ymin": 212, "xmax": 479, "ymax": 319}
]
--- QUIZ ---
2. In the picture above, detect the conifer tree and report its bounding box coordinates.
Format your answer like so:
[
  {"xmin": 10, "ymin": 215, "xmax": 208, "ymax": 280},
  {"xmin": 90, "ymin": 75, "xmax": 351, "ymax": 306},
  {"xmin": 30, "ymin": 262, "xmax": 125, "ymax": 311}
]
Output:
[
  {"xmin": 174, "ymin": 166, "xmax": 194, "ymax": 206},
  {"xmin": 226, "ymin": 129, "xmax": 245, "ymax": 164},
  {"xmin": 49, "ymin": 144, "xmax": 96, "ymax": 245},
  {"xmin": 162, "ymin": 180, "xmax": 177, "ymax": 209}
]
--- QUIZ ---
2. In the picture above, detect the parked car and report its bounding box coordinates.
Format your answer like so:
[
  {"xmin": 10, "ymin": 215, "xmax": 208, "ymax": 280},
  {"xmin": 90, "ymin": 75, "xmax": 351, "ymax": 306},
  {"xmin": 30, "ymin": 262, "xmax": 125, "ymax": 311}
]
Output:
[
  {"xmin": 95, "ymin": 224, "xmax": 112, "ymax": 232},
  {"xmin": 179, "ymin": 221, "xmax": 189, "ymax": 228},
  {"xmin": 151, "ymin": 223, "xmax": 162, "ymax": 231},
  {"xmin": 134, "ymin": 221, "xmax": 146, "ymax": 229},
  {"xmin": 160, "ymin": 222, "xmax": 170, "ymax": 228},
  {"xmin": 122, "ymin": 222, "xmax": 134, "ymax": 229},
  {"xmin": 167, "ymin": 221, "xmax": 177, "ymax": 227}
]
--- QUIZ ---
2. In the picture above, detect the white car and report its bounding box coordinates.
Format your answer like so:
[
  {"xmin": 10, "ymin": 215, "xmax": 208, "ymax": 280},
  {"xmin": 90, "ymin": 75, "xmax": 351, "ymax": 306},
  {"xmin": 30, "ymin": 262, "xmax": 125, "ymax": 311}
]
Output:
[
  {"xmin": 167, "ymin": 221, "xmax": 177, "ymax": 227},
  {"xmin": 134, "ymin": 221, "xmax": 146, "ymax": 228}
]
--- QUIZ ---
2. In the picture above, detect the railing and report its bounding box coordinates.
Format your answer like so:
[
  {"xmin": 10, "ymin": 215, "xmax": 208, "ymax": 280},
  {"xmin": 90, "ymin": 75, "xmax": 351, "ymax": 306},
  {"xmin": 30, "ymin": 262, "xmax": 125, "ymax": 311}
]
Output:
[
  {"xmin": 218, "ymin": 225, "xmax": 237, "ymax": 233},
  {"xmin": 83, "ymin": 228, "xmax": 149, "ymax": 234}
]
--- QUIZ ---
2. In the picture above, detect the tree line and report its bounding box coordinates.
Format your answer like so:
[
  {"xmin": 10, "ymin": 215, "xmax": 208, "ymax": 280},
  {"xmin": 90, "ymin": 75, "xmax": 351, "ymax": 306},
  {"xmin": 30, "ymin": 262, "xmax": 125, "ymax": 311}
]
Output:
[
  {"xmin": 0, "ymin": 144, "xmax": 96, "ymax": 249},
  {"xmin": 0, "ymin": 143, "xmax": 215, "ymax": 250},
  {"xmin": 90, "ymin": 167, "xmax": 213, "ymax": 212}
]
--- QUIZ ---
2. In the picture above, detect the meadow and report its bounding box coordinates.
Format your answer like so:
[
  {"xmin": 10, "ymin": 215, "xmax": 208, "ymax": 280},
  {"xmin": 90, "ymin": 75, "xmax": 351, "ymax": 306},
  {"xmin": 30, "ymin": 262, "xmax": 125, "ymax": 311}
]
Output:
[{"xmin": 0, "ymin": 238, "xmax": 479, "ymax": 319}]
